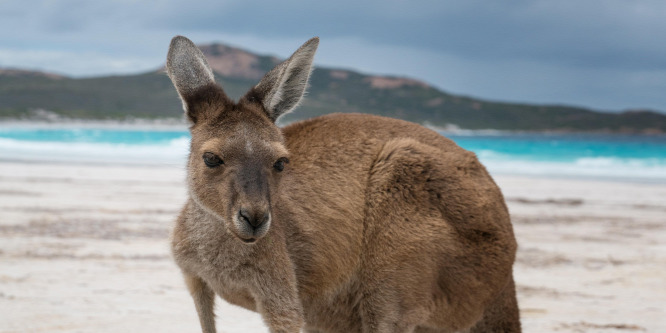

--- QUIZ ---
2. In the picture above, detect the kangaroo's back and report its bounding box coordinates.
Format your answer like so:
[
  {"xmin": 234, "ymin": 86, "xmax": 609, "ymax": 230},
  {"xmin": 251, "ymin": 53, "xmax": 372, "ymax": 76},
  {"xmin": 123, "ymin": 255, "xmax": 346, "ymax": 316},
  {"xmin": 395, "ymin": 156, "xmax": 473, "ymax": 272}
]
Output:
[{"xmin": 278, "ymin": 113, "xmax": 519, "ymax": 332}]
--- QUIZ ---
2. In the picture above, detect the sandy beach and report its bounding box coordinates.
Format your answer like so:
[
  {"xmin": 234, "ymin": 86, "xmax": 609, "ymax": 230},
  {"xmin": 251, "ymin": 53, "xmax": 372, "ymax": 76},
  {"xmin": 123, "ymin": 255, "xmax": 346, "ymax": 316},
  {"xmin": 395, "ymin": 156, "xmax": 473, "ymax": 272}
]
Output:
[{"xmin": 0, "ymin": 161, "xmax": 664, "ymax": 332}]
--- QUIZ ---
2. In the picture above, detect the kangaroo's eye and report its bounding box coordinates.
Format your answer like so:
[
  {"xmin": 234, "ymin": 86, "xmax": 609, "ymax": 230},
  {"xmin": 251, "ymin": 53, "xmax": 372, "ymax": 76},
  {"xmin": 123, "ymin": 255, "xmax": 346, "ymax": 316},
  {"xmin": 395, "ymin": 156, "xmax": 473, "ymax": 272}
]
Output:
[
  {"xmin": 273, "ymin": 157, "xmax": 289, "ymax": 172},
  {"xmin": 203, "ymin": 152, "xmax": 223, "ymax": 168}
]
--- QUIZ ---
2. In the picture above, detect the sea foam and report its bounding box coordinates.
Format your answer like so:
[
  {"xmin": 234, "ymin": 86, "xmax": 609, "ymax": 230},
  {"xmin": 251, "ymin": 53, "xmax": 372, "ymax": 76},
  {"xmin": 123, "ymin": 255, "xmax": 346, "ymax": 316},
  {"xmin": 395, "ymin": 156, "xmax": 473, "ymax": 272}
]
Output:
[
  {"xmin": 0, "ymin": 137, "xmax": 190, "ymax": 166},
  {"xmin": 478, "ymin": 154, "xmax": 666, "ymax": 182}
]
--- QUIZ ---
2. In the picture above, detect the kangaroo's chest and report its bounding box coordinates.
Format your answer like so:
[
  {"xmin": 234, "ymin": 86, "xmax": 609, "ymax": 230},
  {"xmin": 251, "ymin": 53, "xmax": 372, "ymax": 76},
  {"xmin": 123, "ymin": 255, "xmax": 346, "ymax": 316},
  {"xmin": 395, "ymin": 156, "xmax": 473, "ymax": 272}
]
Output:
[
  {"xmin": 209, "ymin": 277, "xmax": 257, "ymax": 312},
  {"xmin": 174, "ymin": 230, "xmax": 261, "ymax": 311}
]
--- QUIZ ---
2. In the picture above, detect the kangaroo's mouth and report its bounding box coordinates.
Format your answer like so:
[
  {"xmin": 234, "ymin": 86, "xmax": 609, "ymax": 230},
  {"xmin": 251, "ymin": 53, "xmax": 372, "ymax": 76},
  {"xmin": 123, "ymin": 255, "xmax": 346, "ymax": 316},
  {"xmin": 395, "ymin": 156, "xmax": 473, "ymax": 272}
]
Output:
[
  {"xmin": 229, "ymin": 228, "xmax": 258, "ymax": 244},
  {"xmin": 240, "ymin": 237, "xmax": 257, "ymax": 244}
]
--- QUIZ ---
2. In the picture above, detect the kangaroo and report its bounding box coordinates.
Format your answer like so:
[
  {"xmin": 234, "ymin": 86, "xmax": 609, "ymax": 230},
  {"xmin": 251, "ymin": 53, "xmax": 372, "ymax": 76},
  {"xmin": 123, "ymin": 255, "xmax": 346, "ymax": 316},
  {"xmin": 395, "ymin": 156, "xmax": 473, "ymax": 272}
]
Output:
[{"xmin": 167, "ymin": 35, "xmax": 520, "ymax": 333}]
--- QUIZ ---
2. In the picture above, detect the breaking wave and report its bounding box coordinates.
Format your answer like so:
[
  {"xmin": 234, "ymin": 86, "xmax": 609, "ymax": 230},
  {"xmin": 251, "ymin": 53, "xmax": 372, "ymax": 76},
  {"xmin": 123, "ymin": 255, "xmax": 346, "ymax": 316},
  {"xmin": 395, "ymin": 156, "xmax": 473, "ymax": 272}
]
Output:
[
  {"xmin": 476, "ymin": 151, "xmax": 666, "ymax": 181},
  {"xmin": 0, "ymin": 137, "xmax": 190, "ymax": 166}
]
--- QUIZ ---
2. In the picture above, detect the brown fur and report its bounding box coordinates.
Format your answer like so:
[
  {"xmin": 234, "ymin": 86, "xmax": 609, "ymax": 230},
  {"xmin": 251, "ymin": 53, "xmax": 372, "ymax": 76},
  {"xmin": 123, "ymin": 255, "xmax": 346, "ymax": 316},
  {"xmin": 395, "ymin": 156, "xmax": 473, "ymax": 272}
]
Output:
[{"xmin": 167, "ymin": 36, "xmax": 520, "ymax": 333}]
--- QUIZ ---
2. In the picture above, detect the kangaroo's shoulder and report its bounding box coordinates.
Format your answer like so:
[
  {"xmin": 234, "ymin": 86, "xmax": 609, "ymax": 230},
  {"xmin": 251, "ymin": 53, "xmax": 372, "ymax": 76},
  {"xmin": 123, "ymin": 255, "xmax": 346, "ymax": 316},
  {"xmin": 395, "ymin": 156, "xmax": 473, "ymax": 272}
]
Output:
[{"xmin": 282, "ymin": 113, "xmax": 462, "ymax": 150}]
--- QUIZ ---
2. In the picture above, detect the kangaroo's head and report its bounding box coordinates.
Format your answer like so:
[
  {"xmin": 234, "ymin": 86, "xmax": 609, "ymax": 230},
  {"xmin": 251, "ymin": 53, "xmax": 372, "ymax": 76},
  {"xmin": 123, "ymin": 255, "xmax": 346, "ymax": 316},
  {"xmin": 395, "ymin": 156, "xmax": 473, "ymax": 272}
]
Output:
[{"xmin": 166, "ymin": 36, "xmax": 318, "ymax": 244}]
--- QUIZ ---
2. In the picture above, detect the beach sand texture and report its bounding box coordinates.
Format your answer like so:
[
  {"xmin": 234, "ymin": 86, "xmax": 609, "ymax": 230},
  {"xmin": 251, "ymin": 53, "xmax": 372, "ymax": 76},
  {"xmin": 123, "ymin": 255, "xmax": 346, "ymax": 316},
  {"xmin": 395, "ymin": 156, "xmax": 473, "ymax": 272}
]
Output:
[{"xmin": 1, "ymin": 162, "xmax": 664, "ymax": 332}]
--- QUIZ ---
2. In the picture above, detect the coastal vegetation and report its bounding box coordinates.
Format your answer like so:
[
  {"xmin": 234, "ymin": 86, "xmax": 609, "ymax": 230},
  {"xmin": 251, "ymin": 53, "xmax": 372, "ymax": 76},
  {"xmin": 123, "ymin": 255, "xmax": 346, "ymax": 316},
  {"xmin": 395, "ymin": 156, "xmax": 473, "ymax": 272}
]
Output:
[{"xmin": 1, "ymin": 44, "xmax": 665, "ymax": 133}]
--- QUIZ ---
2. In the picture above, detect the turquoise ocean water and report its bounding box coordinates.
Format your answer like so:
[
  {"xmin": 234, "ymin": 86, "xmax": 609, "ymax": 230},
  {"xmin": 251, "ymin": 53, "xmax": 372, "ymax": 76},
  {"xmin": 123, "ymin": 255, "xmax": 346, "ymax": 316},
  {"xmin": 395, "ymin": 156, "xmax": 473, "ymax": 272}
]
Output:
[{"xmin": 1, "ymin": 126, "xmax": 665, "ymax": 182}]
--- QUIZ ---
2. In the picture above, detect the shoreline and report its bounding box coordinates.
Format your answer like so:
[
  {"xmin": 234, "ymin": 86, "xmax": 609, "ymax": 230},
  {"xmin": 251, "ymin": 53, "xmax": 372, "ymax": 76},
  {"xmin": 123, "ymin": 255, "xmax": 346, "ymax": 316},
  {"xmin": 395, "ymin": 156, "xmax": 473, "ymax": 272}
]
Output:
[
  {"xmin": 1, "ymin": 157, "xmax": 664, "ymax": 185},
  {"xmin": 2, "ymin": 124, "xmax": 665, "ymax": 184}
]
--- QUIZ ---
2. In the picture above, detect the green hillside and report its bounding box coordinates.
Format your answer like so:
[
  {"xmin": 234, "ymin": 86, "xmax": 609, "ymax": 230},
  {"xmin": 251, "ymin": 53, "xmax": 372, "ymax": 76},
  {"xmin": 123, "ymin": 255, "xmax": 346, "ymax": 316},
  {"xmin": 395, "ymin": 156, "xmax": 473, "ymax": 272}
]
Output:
[
  {"xmin": 1, "ymin": 45, "xmax": 665, "ymax": 133},
  {"xmin": 0, "ymin": 71, "xmax": 251, "ymax": 119}
]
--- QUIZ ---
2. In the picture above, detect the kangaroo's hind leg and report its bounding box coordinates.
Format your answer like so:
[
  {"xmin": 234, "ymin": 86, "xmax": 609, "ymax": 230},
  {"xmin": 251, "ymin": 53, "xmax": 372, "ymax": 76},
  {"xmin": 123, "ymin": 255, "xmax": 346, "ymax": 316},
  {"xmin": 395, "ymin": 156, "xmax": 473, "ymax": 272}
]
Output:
[
  {"xmin": 361, "ymin": 138, "xmax": 519, "ymax": 332},
  {"xmin": 468, "ymin": 274, "xmax": 521, "ymax": 333}
]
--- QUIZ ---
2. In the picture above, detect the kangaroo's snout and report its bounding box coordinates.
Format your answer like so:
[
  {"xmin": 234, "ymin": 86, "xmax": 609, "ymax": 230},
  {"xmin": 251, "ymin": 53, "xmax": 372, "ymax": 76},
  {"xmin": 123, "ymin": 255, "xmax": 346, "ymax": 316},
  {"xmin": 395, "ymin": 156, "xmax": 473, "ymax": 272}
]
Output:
[
  {"xmin": 234, "ymin": 204, "xmax": 271, "ymax": 243},
  {"xmin": 232, "ymin": 166, "xmax": 272, "ymax": 242},
  {"xmin": 238, "ymin": 208, "xmax": 270, "ymax": 229}
]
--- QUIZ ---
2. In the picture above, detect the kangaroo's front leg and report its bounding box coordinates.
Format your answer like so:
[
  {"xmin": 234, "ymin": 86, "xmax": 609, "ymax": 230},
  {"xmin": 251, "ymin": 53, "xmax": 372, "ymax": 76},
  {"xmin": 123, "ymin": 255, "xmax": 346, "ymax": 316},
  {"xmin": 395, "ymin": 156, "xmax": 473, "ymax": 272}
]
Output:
[
  {"xmin": 250, "ymin": 254, "xmax": 304, "ymax": 333},
  {"xmin": 256, "ymin": 287, "xmax": 304, "ymax": 333},
  {"xmin": 185, "ymin": 273, "xmax": 216, "ymax": 333}
]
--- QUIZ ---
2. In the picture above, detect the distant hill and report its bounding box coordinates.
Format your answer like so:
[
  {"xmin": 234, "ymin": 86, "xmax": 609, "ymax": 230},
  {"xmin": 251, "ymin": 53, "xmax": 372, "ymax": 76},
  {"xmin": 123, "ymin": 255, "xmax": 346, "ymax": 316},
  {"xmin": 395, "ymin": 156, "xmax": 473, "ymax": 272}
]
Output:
[{"xmin": 1, "ymin": 44, "xmax": 666, "ymax": 133}]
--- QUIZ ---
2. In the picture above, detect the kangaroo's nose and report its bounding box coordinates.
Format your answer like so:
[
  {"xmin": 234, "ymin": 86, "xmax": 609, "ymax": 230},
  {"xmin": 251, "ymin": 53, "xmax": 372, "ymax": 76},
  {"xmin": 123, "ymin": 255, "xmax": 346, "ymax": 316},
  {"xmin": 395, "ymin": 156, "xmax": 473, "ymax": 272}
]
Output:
[{"xmin": 238, "ymin": 208, "xmax": 269, "ymax": 229}]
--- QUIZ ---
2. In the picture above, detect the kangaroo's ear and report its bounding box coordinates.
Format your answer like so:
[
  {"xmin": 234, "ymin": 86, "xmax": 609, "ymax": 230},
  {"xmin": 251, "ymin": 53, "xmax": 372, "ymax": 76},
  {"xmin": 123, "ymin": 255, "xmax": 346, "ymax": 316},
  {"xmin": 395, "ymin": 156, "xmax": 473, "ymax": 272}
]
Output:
[
  {"xmin": 250, "ymin": 37, "xmax": 319, "ymax": 122},
  {"xmin": 166, "ymin": 35, "xmax": 224, "ymax": 123}
]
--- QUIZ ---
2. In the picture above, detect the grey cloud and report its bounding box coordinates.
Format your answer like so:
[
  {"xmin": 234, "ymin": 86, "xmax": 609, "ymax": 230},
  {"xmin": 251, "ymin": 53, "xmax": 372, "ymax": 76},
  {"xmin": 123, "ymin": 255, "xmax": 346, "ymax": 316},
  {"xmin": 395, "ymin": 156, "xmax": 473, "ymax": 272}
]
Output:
[
  {"xmin": 141, "ymin": 0, "xmax": 666, "ymax": 71},
  {"xmin": 1, "ymin": 0, "xmax": 665, "ymax": 112}
]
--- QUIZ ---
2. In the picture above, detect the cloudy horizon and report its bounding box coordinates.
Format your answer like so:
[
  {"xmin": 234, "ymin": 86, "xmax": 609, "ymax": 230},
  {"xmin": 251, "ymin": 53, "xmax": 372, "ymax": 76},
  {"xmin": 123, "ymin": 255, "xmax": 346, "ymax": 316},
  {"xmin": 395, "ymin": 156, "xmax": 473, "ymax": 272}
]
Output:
[{"xmin": 1, "ymin": 0, "xmax": 665, "ymax": 113}]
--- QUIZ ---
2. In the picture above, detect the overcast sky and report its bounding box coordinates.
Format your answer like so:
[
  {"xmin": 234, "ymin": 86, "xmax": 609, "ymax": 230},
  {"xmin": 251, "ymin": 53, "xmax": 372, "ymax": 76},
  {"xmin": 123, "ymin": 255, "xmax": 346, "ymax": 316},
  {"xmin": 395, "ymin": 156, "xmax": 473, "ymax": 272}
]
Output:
[{"xmin": 1, "ymin": 0, "xmax": 665, "ymax": 113}]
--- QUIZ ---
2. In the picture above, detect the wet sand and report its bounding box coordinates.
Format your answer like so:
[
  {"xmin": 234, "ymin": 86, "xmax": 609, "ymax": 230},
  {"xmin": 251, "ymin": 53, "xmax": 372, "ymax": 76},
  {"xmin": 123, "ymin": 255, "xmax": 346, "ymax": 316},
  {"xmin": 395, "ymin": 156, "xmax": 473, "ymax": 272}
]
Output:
[{"xmin": 0, "ymin": 162, "xmax": 664, "ymax": 332}]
